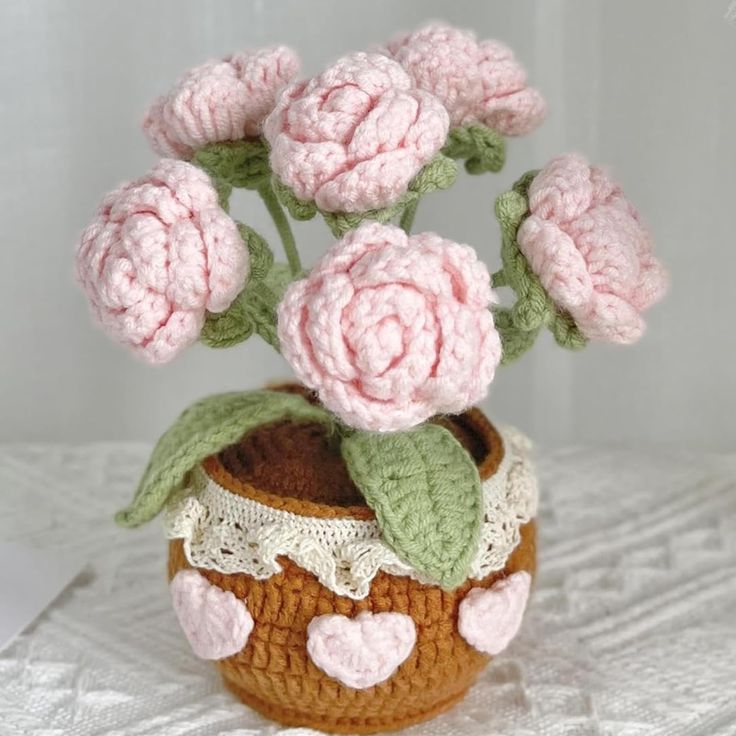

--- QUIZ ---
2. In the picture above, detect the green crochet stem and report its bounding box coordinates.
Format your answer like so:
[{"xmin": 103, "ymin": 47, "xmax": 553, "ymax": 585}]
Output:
[
  {"xmin": 257, "ymin": 180, "xmax": 302, "ymax": 276},
  {"xmin": 492, "ymin": 170, "xmax": 587, "ymax": 362}
]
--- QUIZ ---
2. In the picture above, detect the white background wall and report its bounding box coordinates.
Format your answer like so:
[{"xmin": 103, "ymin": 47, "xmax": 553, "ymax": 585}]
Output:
[{"xmin": 1, "ymin": 0, "xmax": 734, "ymax": 449}]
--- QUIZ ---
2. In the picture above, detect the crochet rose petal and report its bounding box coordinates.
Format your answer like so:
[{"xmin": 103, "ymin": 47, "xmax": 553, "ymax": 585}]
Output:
[
  {"xmin": 517, "ymin": 215, "xmax": 594, "ymax": 311},
  {"xmin": 527, "ymin": 153, "xmax": 595, "ymax": 222},
  {"xmin": 307, "ymin": 611, "xmax": 416, "ymax": 689},
  {"xmin": 384, "ymin": 23, "xmax": 545, "ymax": 135},
  {"xmin": 517, "ymin": 153, "xmax": 667, "ymax": 343},
  {"xmin": 475, "ymin": 40, "xmax": 546, "ymax": 136},
  {"xmin": 143, "ymin": 46, "xmax": 300, "ymax": 158},
  {"xmin": 385, "ymin": 23, "xmax": 482, "ymax": 127},
  {"xmin": 277, "ymin": 222, "xmax": 501, "ymax": 432},
  {"xmin": 76, "ymin": 159, "xmax": 248, "ymax": 363},
  {"xmin": 263, "ymin": 52, "xmax": 449, "ymax": 213}
]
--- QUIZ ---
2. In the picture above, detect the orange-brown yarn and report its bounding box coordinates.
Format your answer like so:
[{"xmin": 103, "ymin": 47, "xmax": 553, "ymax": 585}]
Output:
[{"xmin": 168, "ymin": 409, "xmax": 536, "ymax": 735}]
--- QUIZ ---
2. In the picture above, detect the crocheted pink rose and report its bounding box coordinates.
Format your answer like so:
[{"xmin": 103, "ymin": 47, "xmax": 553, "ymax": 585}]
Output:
[
  {"xmin": 76, "ymin": 159, "xmax": 248, "ymax": 364},
  {"xmin": 277, "ymin": 222, "xmax": 501, "ymax": 432},
  {"xmin": 517, "ymin": 153, "xmax": 668, "ymax": 343},
  {"xmin": 475, "ymin": 40, "xmax": 547, "ymax": 136},
  {"xmin": 263, "ymin": 52, "xmax": 449, "ymax": 213},
  {"xmin": 143, "ymin": 46, "xmax": 300, "ymax": 158},
  {"xmin": 385, "ymin": 23, "xmax": 546, "ymax": 135}
]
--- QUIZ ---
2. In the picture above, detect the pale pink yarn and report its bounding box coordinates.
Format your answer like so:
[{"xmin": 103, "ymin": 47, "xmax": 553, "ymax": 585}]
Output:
[
  {"xmin": 385, "ymin": 23, "xmax": 546, "ymax": 134},
  {"xmin": 517, "ymin": 153, "xmax": 668, "ymax": 343},
  {"xmin": 307, "ymin": 612, "xmax": 416, "ymax": 689},
  {"xmin": 143, "ymin": 46, "xmax": 300, "ymax": 158},
  {"xmin": 277, "ymin": 222, "xmax": 501, "ymax": 432},
  {"xmin": 263, "ymin": 52, "xmax": 449, "ymax": 213},
  {"xmin": 76, "ymin": 159, "xmax": 248, "ymax": 364},
  {"xmin": 170, "ymin": 570, "xmax": 254, "ymax": 660},
  {"xmin": 458, "ymin": 572, "xmax": 531, "ymax": 656}
]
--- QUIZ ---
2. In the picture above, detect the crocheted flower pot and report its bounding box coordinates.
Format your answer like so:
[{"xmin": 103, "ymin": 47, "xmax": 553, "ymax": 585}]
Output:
[{"xmin": 165, "ymin": 403, "xmax": 538, "ymax": 734}]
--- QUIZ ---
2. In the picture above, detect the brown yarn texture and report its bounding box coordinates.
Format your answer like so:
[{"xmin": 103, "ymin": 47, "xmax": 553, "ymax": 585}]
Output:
[{"xmin": 168, "ymin": 407, "xmax": 537, "ymax": 734}]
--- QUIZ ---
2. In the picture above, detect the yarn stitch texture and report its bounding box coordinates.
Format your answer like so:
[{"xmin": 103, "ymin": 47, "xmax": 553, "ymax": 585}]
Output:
[
  {"xmin": 516, "ymin": 153, "xmax": 668, "ymax": 343},
  {"xmin": 458, "ymin": 571, "xmax": 532, "ymax": 655},
  {"xmin": 116, "ymin": 390, "xmax": 334, "ymax": 527},
  {"xmin": 263, "ymin": 52, "xmax": 449, "ymax": 213},
  {"xmin": 493, "ymin": 169, "xmax": 589, "ymax": 359},
  {"xmin": 384, "ymin": 23, "xmax": 546, "ymax": 134},
  {"xmin": 306, "ymin": 611, "xmax": 417, "ymax": 689},
  {"xmin": 341, "ymin": 423, "xmax": 483, "ymax": 589},
  {"xmin": 170, "ymin": 569, "xmax": 254, "ymax": 660},
  {"xmin": 166, "ymin": 519, "xmax": 537, "ymax": 734},
  {"xmin": 144, "ymin": 47, "xmax": 300, "ymax": 159},
  {"xmin": 75, "ymin": 159, "xmax": 248, "ymax": 364},
  {"xmin": 164, "ymin": 425, "xmax": 537, "ymax": 599},
  {"xmin": 277, "ymin": 221, "xmax": 502, "ymax": 432}
]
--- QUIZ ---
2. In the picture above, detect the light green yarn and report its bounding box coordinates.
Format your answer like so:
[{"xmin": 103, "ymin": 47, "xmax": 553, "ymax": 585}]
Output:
[
  {"xmin": 319, "ymin": 153, "xmax": 458, "ymax": 238},
  {"xmin": 442, "ymin": 124, "xmax": 506, "ymax": 175},
  {"xmin": 200, "ymin": 223, "xmax": 278, "ymax": 350},
  {"xmin": 341, "ymin": 424, "xmax": 482, "ymax": 590},
  {"xmin": 409, "ymin": 152, "xmax": 458, "ymax": 193},
  {"xmin": 115, "ymin": 390, "xmax": 335, "ymax": 528},
  {"xmin": 493, "ymin": 308, "xmax": 541, "ymax": 365},
  {"xmin": 192, "ymin": 139, "xmax": 270, "ymax": 191},
  {"xmin": 321, "ymin": 197, "xmax": 409, "ymax": 238},
  {"xmin": 200, "ymin": 262, "xmax": 291, "ymax": 350},
  {"xmin": 256, "ymin": 179, "xmax": 302, "ymax": 275},
  {"xmin": 273, "ymin": 176, "xmax": 318, "ymax": 221},
  {"xmin": 192, "ymin": 140, "xmax": 302, "ymax": 276},
  {"xmin": 240, "ymin": 223, "xmax": 274, "ymax": 282},
  {"xmin": 493, "ymin": 170, "xmax": 587, "ymax": 363}
]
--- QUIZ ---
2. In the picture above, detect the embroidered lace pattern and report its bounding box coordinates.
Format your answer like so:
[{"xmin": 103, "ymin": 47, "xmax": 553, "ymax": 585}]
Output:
[{"xmin": 164, "ymin": 427, "xmax": 538, "ymax": 599}]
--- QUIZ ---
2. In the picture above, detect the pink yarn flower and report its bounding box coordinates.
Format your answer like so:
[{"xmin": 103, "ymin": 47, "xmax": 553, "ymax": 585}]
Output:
[
  {"xmin": 263, "ymin": 52, "xmax": 449, "ymax": 213},
  {"xmin": 143, "ymin": 46, "xmax": 300, "ymax": 158},
  {"xmin": 384, "ymin": 23, "xmax": 546, "ymax": 135},
  {"xmin": 277, "ymin": 222, "xmax": 501, "ymax": 432},
  {"xmin": 517, "ymin": 153, "xmax": 668, "ymax": 343},
  {"xmin": 76, "ymin": 159, "xmax": 248, "ymax": 364}
]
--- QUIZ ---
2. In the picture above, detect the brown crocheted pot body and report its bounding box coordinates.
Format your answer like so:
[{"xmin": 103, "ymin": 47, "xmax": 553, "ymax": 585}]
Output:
[{"xmin": 167, "ymin": 407, "xmax": 537, "ymax": 735}]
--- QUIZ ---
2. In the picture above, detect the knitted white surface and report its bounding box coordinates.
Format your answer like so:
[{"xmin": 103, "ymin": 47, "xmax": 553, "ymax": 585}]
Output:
[
  {"xmin": 163, "ymin": 426, "xmax": 538, "ymax": 599},
  {"xmin": 4, "ymin": 441, "xmax": 736, "ymax": 735}
]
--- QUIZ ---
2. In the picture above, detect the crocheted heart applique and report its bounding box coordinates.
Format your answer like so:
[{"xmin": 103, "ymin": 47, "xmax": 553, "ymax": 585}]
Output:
[
  {"xmin": 306, "ymin": 611, "xmax": 417, "ymax": 689},
  {"xmin": 170, "ymin": 569, "xmax": 254, "ymax": 660},
  {"xmin": 458, "ymin": 571, "xmax": 531, "ymax": 655}
]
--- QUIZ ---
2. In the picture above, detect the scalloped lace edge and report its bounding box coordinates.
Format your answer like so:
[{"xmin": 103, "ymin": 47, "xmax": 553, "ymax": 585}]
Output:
[{"xmin": 163, "ymin": 426, "xmax": 538, "ymax": 600}]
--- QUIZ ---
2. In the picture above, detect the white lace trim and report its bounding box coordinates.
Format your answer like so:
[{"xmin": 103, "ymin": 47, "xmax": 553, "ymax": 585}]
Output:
[{"xmin": 164, "ymin": 426, "xmax": 538, "ymax": 600}]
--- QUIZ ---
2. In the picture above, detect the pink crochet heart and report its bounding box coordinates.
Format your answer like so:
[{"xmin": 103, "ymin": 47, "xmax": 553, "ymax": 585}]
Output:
[
  {"xmin": 170, "ymin": 569, "xmax": 254, "ymax": 660},
  {"xmin": 458, "ymin": 571, "xmax": 531, "ymax": 655},
  {"xmin": 306, "ymin": 611, "xmax": 416, "ymax": 689}
]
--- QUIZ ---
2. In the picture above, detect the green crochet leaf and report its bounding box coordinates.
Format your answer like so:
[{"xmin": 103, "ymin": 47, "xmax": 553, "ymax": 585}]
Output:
[
  {"xmin": 341, "ymin": 424, "xmax": 483, "ymax": 589},
  {"xmin": 115, "ymin": 390, "xmax": 334, "ymax": 528},
  {"xmin": 443, "ymin": 124, "xmax": 506, "ymax": 174},
  {"xmin": 494, "ymin": 307, "xmax": 541, "ymax": 366},
  {"xmin": 272, "ymin": 176, "xmax": 318, "ymax": 221},
  {"xmin": 321, "ymin": 197, "xmax": 411, "ymax": 238},
  {"xmin": 239, "ymin": 223, "xmax": 274, "ymax": 283},
  {"xmin": 408, "ymin": 153, "xmax": 458, "ymax": 194},
  {"xmin": 201, "ymin": 262, "xmax": 291, "ymax": 349},
  {"xmin": 192, "ymin": 139, "xmax": 271, "ymax": 191}
]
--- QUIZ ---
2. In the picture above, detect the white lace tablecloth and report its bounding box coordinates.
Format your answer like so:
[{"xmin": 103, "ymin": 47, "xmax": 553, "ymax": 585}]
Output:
[{"xmin": 1, "ymin": 442, "xmax": 735, "ymax": 736}]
